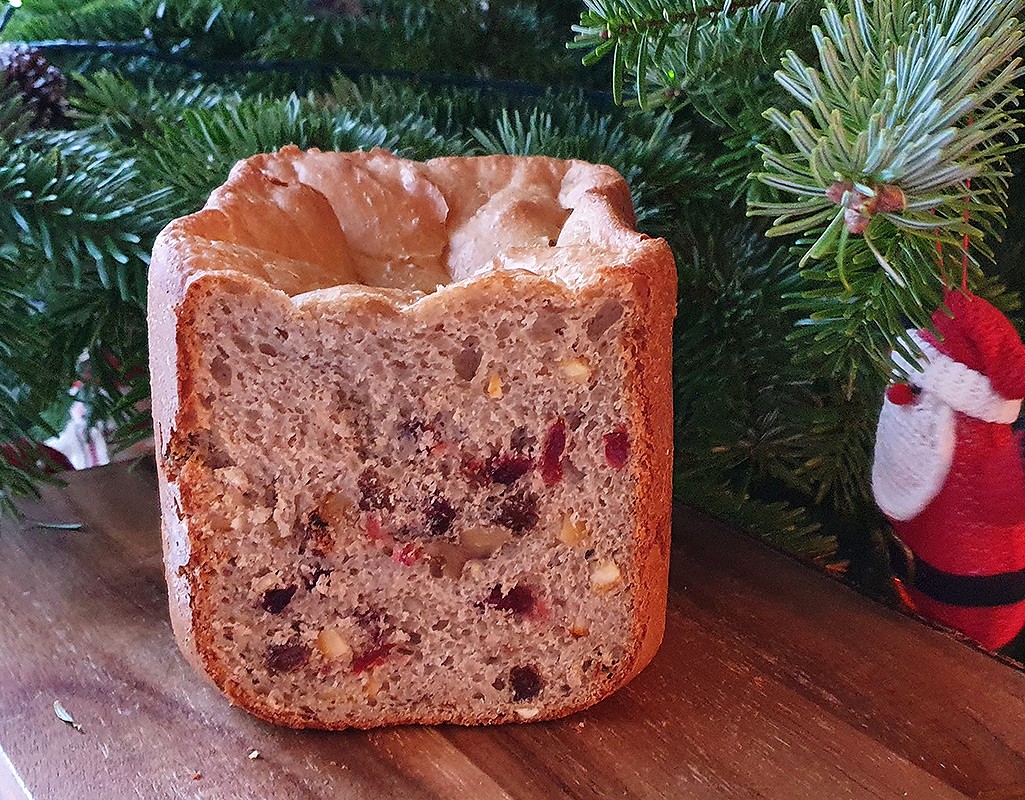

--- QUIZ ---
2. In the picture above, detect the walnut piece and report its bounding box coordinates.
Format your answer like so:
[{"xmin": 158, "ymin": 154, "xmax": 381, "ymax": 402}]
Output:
[
  {"xmin": 590, "ymin": 560, "xmax": 622, "ymax": 592},
  {"xmin": 559, "ymin": 357, "xmax": 592, "ymax": 384},
  {"xmin": 316, "ymin": 629, "xmax": 354, "ymax": 663}
]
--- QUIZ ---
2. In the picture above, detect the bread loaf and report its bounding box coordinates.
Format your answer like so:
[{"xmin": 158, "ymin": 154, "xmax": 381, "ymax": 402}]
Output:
[{"xmin": 148, "ymin": 147, "xmax": 675, "ymax": 729}]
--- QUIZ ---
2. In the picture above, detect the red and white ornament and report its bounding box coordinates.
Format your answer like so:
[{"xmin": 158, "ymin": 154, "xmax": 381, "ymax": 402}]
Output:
[{"xmin": 873, "ymin": 290, "xmax": 1025, "ymax": 650}]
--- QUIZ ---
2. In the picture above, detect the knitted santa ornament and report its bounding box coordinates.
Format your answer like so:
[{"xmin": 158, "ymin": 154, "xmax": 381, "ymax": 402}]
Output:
[{"xmin": 873, "ymin": 290, "xmax": 1025, "ymax": 650}]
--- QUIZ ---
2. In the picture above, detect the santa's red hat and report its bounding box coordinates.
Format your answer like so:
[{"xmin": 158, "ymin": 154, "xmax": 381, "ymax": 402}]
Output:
[
  {"xmin": 920, "ymin": 290, "xmax": 1025, "ymax": 401},
  {"xmin": 888, "ymin": 291, "xmax": 1025, "ymax": 424}
]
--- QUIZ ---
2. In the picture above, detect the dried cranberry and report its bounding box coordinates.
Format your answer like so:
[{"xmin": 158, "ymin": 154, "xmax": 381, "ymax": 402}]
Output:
[
  {"xmin": 266, "ymin": 643, "xmax": 309, "ymax": 673},
  {"xmin": 603, "ymin": 430, "xmax": 630, "ymax": 469},
  {"xmin": 351, "ymin": 643, "xmax": 394, "ymax": 674},
  {"xmin": 261, "ymin": 585, "xmax": 297, "ymax": 614},
  {"xmin": 365, "ymin": 514, "xmax": 385, "ymax": 541},
  {"xmin": 488, "ymin": 453, "xmax": 533, "ymax": 485},
  {"xmin": 509, "ymin": 666, "xmax": 542, "ymax": 701},
  {"xmin": 358, "ymin": 468, "xmax": 395, "ymax": 511},
  {"xmin": 493, "ymin": 491, "xmax": 539, "ymax": 533},
  {"xmin": 462, "ymin": 456, "xmax": 489, "ymax": 488},
  {"xmin": 392, "ymin": 542, "xmax": 422, "ymax": 566},
  {"xmin": 484, "ymin": 584, "xmax": 536, "ymax": 616},
  {"xmin": 425, "ymin": 496, "xmax": 456, "ymax": 536},
  {"xmin": 540, "ymin": 419, "xmax": 567, "ymax": 487}
]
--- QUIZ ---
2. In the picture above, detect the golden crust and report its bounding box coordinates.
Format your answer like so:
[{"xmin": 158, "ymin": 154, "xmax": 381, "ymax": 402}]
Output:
[{"xmin": 148, "ymin": 147, "xmax": 676, "ymax": 729}]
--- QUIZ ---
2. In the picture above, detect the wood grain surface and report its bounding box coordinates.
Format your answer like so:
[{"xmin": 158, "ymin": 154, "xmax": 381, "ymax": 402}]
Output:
[{"xmin": 2, "ymin": 460, "xmax": 1025, "ymax": 800}]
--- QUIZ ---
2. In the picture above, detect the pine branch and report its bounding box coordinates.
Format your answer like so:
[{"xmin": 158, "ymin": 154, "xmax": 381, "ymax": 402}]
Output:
[
  {"xmin": 0, "ymin": 0, "xmax": 143, "ymax": 43},
  {"xmin": 750, "ymin": 0, "xmax": 1025, "ymax": 380},
  {"xmin": 673, "ymin": 475, "xmax": 833, "ymax": 559},
  {"xmin": 574, "ymin": 0, "xmax": 767, "ymax": 41},
  {"xmin": 0, "ymin": 132, "xmax": 172, "ymax": 302},
  {"xmin": 570, "ymin": 0, "xmax": 812, "ymax": 111},
  {"xmin": 571, "ymin": 0, "xmax": 822, "ymax": 200},
  {"xmin": 136, "ymin": 93, "xmax": 400, "ymax": 213}
]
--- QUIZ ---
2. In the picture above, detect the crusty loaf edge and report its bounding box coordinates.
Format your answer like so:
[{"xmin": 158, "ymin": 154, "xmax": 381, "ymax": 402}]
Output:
[{"xmin": 148, "ymin": 150, "xmax": 676, "ymax": 728}]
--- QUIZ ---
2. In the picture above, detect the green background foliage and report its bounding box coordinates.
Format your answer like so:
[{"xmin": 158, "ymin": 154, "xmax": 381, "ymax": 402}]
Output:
[{"xmin": 3, "ymin": 0, "xmax": 1025, "ymax": 655}]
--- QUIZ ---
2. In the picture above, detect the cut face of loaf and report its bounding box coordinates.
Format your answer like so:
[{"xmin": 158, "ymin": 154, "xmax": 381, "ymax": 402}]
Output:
[{"xmin": 149, "ymin": 147, "xmax": 676, "ymax": 729}]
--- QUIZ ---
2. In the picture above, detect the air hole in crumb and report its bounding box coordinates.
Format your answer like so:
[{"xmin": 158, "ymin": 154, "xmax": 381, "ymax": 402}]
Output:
[
  {"xmin": 587, "ymin": 300, "xmax": 624, "ymax": 340},
  {"xmin": 201, "ymin": 440, "xmax": 235, "ymax": 469},
  {"xmin": 432, "ymin": 619, "xmax": 450, "ymax": 631},
  {"xmin": 274, "ymin": 327, "xmax": 289, "ymax": 340},
  {"xmin": 495, "ymin": 320, "xmax": 513, "ymax": 340},
  {"xmin": 510, "ymin": 426, "xmax": 536, "ymax": 452},
  {"xmin": 399, "ymin": 417, "xmax": 428, "ymax": 440},
  {"xmin": 453, "ymin": 339, "xmax": 482, "ymax": 381},
  {"xmin": 258, "ymin": 342, "xmax": 279, "ymax": 357},
  {"xmin": 209, "ymin": 354, "xmax": 232, "ymax": 387},
  {"xmin": 530, "ymin": 307, "xmax": 566, "ymax": 340}
]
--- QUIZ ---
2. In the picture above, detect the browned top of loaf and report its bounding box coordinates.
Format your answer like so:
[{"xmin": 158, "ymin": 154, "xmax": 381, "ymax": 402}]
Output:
[{"xmin": 152, "ymin": 146, "xmax": 650, "ymax": 298}]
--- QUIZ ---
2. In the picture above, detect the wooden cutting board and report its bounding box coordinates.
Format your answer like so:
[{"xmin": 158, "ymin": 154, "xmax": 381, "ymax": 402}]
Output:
[{"xmin": 2, "ymin": 459, "xmax": 1025, "ymax": 800}]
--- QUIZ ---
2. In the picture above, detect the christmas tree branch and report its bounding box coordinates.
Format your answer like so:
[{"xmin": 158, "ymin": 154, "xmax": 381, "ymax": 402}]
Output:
[
  {"xmin": 573, "ymin": 0, "xmax": 766, "ymax": 41},
  {"xmin": 570, "ymin": 0, "xmax": 809, "ymax": 111},
  {"xmin": 750, "ymin": 0, "xmax": 1025, "ymax": 381}
]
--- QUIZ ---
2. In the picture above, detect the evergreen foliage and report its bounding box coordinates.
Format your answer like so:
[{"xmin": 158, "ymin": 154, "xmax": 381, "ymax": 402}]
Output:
[
  {"xmin": 752, "ymin": 0, "xmax": 1025, "ymax": 380},
  {"xmin": 3, "ymin": 0, "xmax": 1025, "ymax": 584},
  {"xmin": 571, "ymin": 0, "xmax": 1025, "ymax": 585}
]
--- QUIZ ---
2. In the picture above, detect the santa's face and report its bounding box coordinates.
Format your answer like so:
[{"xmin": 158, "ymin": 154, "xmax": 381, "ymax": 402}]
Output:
[{"xmin": 872, "ymin": 329, "xmax": 1022, "ymax": 521}]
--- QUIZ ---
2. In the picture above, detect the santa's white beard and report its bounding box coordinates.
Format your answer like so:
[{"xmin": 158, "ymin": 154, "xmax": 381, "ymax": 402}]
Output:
[{"xmin": 872, "ymin": 389, "xmax": 956, "ymax": 522}]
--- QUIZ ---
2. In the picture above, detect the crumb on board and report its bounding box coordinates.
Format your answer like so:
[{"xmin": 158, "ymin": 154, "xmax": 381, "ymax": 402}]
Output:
[{"xmin": 52, "ymin": 699, "xmax": 83, "ymax": 733}]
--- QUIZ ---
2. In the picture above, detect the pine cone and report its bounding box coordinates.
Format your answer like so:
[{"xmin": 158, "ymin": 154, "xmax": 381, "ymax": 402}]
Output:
[{"xmin": 0, "ymin": 44, "xmax": 69, "ymax": 129}]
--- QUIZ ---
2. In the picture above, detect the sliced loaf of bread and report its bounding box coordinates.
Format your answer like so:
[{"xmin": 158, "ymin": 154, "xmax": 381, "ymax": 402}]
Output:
[{"xmin": 148, "ymin": 147, "xmax": 676, "ymax": 729}]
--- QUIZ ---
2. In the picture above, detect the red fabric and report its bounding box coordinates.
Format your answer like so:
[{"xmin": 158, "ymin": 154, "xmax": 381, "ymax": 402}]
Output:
[
  {"xmin": 886, "ymin": 382, "xmax": 916, "ymax": 406},
  {"xmin": 892, "ymin": 413, "xmax": 1025, "ymax": 649},
  {"xmin": 921, "ymin": 290, "xmax": 1025, "ymax": 400}
]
